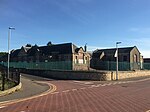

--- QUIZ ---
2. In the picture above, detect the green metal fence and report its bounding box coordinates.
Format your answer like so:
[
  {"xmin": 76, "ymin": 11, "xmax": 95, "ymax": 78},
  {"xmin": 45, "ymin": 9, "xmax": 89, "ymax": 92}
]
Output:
[
  {"xmin": 92, "ymin": 61, "xmax": 131, "ymax": 71},
  {"xmin": 143, "ymin": 63, "xmax": 150, "ymax": 70},
  {"xmin": 0, "ymin": 61, "xmax": 73, "ymax": 70},
  {"xmin": 0, "ymin": 61, "xmax": 150, "ymax": 71},
  {"xmin": 91, "ymin": 61, "xmax": 150, "ymax": 71}
]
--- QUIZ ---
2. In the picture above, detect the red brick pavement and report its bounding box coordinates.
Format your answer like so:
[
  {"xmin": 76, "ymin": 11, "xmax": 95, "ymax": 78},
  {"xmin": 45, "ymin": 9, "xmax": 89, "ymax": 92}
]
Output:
[{"xmin": 0, "ymin": 79, "xmax": 150, "ymax": 112}]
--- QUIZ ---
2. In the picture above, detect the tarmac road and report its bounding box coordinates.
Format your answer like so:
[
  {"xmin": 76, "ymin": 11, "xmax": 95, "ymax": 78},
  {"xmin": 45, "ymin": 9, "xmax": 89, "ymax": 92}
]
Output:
[{"xmin": 0, "ymin": 74, "xmax": 150, "ymax": 112}]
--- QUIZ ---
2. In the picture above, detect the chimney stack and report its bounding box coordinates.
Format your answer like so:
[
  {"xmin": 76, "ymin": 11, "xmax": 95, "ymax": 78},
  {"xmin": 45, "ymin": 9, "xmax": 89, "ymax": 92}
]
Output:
[{"xmin": 84, "ymin": 43, "xmax": 87, "ymax": 52}]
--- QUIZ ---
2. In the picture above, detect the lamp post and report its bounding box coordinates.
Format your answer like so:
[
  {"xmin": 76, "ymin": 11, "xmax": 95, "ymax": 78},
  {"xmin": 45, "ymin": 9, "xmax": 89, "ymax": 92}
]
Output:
[
  {"xmin": 7, "ymin": 27, "xmax": 15, "ymax": 78},
  {"xmin": 116, "ymin": 42, "xmax": 121, "ymax": 80}
]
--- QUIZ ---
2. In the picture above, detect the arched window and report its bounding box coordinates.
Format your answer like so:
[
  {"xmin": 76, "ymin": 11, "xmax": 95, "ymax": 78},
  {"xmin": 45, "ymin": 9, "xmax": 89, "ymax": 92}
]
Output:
[{"xmin": 133, "ymin": 54, "xmax": 138, "ymax": 62}]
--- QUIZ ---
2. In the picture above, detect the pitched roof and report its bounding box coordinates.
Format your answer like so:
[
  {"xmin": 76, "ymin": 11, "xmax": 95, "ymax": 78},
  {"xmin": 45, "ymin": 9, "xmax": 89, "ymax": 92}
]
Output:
[
  {"xmin": 92, "ymin": 46, "xmax": 135, "ymax": 58},
  {"xmin": 27, "ymin": 43, "xmax": 79, "ymax": 56},
  {"xmin": 23, "ymin": 46, "xmax": 32, "ymax": 52},
  {"xmin": 9, "ymin": 43, "xmax": 84, "ymax": 57},
  {"xmin": 74, "ymin": 47, "xmax": 84, "ymax": 53},
  {"xmin": 144, "ymin": 58, "xmax": 150, "ymax": 63},
  {"xmin": 27, "ymin": 45, "xmax": 39, "ymax": 56},
  {"xmin": 39, "ymin": 43, "xmax": 73, "ymax": 55},
  {"xmin": 10, "ymin": 49, "xmax": 21, "ymax": 57},
  {"xmin": 72, "ymin": 44, "xmax": 78, "ymax": 53}
]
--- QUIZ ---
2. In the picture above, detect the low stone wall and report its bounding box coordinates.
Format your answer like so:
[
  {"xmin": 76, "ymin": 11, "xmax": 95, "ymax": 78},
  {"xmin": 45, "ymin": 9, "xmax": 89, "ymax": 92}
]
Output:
[
  {"xmin": 20, "ymin": 69, "xmax": 150, "ymax": 81},
  {"xmin": 20, "ymin": 69, "xmax": 107, "ymax": 81},
  {"xmin": 106, "ymin": 70, "xmax": 150, "ymax": 80},
  {"xmin": 73, "ymin": 64, "xmax": 90, "ymax": 71}
]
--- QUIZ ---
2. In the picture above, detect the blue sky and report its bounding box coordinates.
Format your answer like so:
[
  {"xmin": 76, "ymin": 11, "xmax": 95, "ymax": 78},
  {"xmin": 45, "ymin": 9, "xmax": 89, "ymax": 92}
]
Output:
[{"xmin": 0, "ymin": 0, "xmax": 150, "ymax": 57}]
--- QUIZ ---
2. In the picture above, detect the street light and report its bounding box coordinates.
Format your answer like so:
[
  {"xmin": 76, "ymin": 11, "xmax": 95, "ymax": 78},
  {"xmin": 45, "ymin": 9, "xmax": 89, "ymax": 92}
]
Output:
[
  {"xmin": 7, "ymin": 27, "xmax": 15, "ymax": 78},
  {"xmin": 116, "ymin": 42, "xmax": 121, "ymax": 80}
]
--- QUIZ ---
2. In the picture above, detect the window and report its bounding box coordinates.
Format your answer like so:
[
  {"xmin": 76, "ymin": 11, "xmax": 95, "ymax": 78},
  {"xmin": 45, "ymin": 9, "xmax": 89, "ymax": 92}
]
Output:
[
  {"xmin": 85, "ymin": 57, "xmax": 87, "ymax": 60},
  {"xmin": 75, "ymin": 56, "xmax": 78, "ymax": 64},
  {"xmin": 75, "ymin": 56, "xmax": 78, "ymax": 59},
  {"xmin": 84, "ymin": 57, "xmax": 88, "ymax": 64},
  {"xmin": 133, "ymin": 54, "xmax": 138, "ymax": 62}
]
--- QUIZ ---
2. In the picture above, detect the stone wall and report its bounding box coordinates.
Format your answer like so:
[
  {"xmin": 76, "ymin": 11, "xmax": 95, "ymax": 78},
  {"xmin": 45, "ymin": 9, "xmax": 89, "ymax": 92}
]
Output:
[
  {"xmin": 106, "ymin": 70, "xmax": 150, "ymax": 80},
  {"xmin": 20, "ymin": 69, "xmax": 107, "ymax": 81},
  {"xmin": 73, "ymin": 64, "xmax": 90, "ymax": 71},
  {"xmin": 20, "ymin": 68, "xmax": 150, "ymax": 81}
]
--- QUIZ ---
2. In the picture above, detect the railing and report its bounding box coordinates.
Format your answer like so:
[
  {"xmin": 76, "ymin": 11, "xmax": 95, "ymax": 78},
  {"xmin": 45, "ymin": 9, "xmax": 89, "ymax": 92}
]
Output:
[
  {"xmin": 91, "ymin": 61, "xmax": 149, "ymax": 71},
  {"xmin": 0, "ymin": 65, "xmax": 20, "ymax": 91},
  {"xmin": 143, "ymin": 63, "xmax": 150, "ymax": 70},
  {"xmin": 1, "ymin": 61, "xmax": 73, "ymax": 70},
  {"xmin": 0, "ymin": 61, "xmax": 149, "ymax": 71},
  {"xmin": 0, "ymin": 61, "xmax": 90, "ymax": 71}
]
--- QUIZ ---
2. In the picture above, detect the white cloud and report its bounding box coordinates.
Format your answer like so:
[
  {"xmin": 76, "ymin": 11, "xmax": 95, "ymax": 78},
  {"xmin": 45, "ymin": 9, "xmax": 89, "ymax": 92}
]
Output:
[
  {"xmin": 141, "ymin": 50, "xmax": 150, "ymax": 58},
  {"xmin": 122, "ymin": 37, "xmax": 150, "ymax": 58},
  {"xmin": 129, "ymin": 27, "xmax": 150, "ymax": 33},
  {"xmin": 87, "ymin": 46, "xmax": 102, "ymax": 51},
  {"xmin": 49, "ymin": 0, "xmax": 93, "ymax": 24},
  {"xmin": 87, "ymin": 46, "xmax": 112, "ymax": 51},
  {"xmin": 133, "ymin": 38, "xmax": 150, "ymax": 48}
]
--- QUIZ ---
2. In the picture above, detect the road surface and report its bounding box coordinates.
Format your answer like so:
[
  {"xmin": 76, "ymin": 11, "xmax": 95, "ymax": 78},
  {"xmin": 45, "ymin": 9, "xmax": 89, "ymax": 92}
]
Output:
[{"xmin": 0, "ymin": 75, "xmax": 150, "ymax": 112}]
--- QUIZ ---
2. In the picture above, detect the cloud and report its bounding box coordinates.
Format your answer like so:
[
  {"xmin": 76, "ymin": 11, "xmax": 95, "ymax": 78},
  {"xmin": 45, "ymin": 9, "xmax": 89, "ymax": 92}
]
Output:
[
  {"xmin": 133, "ymin": 38, "xmax": 150, "ymax": 48},
  {"xmin": 129, "ymin": 27, "xmax": 150, "ymax": 33},
  {"xmin": 49, "ymin": 0, "xmax": 93, "ymax": 24},
  {"xmin": 88, "ymin": 46, "xmax": 101, "ymax": 51},
  {"xmin": 122, "ymin": 37, "xmax": 150, "ymax": 58},
  {"xmin": 141, "ymin": 50, "xmax": 150, "ymax": 58},
  {"xmin": 87, "ymin": 45, "xmax": 112, "ymax": 51}
]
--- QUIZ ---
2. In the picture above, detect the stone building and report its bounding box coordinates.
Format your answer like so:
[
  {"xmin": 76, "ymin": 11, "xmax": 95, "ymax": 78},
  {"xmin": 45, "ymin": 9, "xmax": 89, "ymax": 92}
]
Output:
[
  {"xmin": 1, "ymin": 43, "xmax": 90, "ymax": 71},
  {"xmin": 90, "ymin": 46, "xmax": 141, "ymax": 71},
  {"xmin": 143, "ymin": 58, "xmax": 150, "ymax": 70},
  {"xmin": 144, "ymin": 58, "xmax": 150, "ymax": 63}
]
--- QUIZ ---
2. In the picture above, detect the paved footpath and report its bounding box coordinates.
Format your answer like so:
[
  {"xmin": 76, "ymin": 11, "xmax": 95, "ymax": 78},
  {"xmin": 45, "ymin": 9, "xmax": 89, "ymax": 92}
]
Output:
[
  {"xmin": 0, "ymin": 74, "xmax": 50, "ymax": 102},
  {"xmin": 0, "ymin": 75, "xmax": 150, "ymax": 112}
]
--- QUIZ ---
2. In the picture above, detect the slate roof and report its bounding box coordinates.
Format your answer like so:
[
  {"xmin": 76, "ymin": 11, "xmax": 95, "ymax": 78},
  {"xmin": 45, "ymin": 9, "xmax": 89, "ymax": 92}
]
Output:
[
  {"xmin": 9, "ymin": 43, "xmax": 84, "ymax": 58},
  {"xmin": 92, "ymin": 46, "xmax": 136, "ymax": 58},
  {"xmin": 10, "ymin": 49, "xmax": 21, "ymax": 57},
  {"xmin": 75, "ymin": 47, "xmax": 84, "ymax": 53},
  {"xmin": 27, "ymin": 43, "xmax": 79, "ymax": 56},
  {"xmin": 27, "ymin": 45, "xmax": 39, "ymax": 56},
  {"xmin": 144, "ymin": 58, "xmax": 150, "ymax": 63},
  {"xmin": 72, "ymin": 44, "xmax": 78, "ymax": 53},
  {"xmin": 23, "ymin": 46, "xmax": 32, "ymax": 52}
]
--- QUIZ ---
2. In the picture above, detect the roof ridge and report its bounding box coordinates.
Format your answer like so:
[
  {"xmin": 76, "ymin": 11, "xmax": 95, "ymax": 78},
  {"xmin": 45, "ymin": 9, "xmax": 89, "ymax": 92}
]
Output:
[
  {"xmin": 39, "ymin": 42, "xmax": 73, "ymax": 48},
  {"xmin": 97, "ymin": 46, "xmax": 135, "ymax": 51}
]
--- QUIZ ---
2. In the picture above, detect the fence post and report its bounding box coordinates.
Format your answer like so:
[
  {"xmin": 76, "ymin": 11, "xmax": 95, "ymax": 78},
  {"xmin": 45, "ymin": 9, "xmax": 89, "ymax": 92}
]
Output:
[
  {"xmin": 18, "ymin": 72, "xmax": 20, "ymax": 85},
  {"xmin": 1, "ymin": 72, "xmax": 5, "ymax": 91},
  {"xmin": 107, "ymin": 61, "xmax": 109, "ymax": 70},
  {"xmin": 15, "ymin": 69, "xmax": 20, "ymax": 85}
]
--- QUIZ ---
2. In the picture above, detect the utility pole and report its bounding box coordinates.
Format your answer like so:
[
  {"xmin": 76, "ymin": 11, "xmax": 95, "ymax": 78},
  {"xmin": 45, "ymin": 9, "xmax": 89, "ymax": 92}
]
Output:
[
  {"xmin": 7, "ymin": 27, "xmax": 15, "ymax": 79},
  {"xmin": 116, "ymin": 42, "xmax": 121, "ymax": 80}
]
